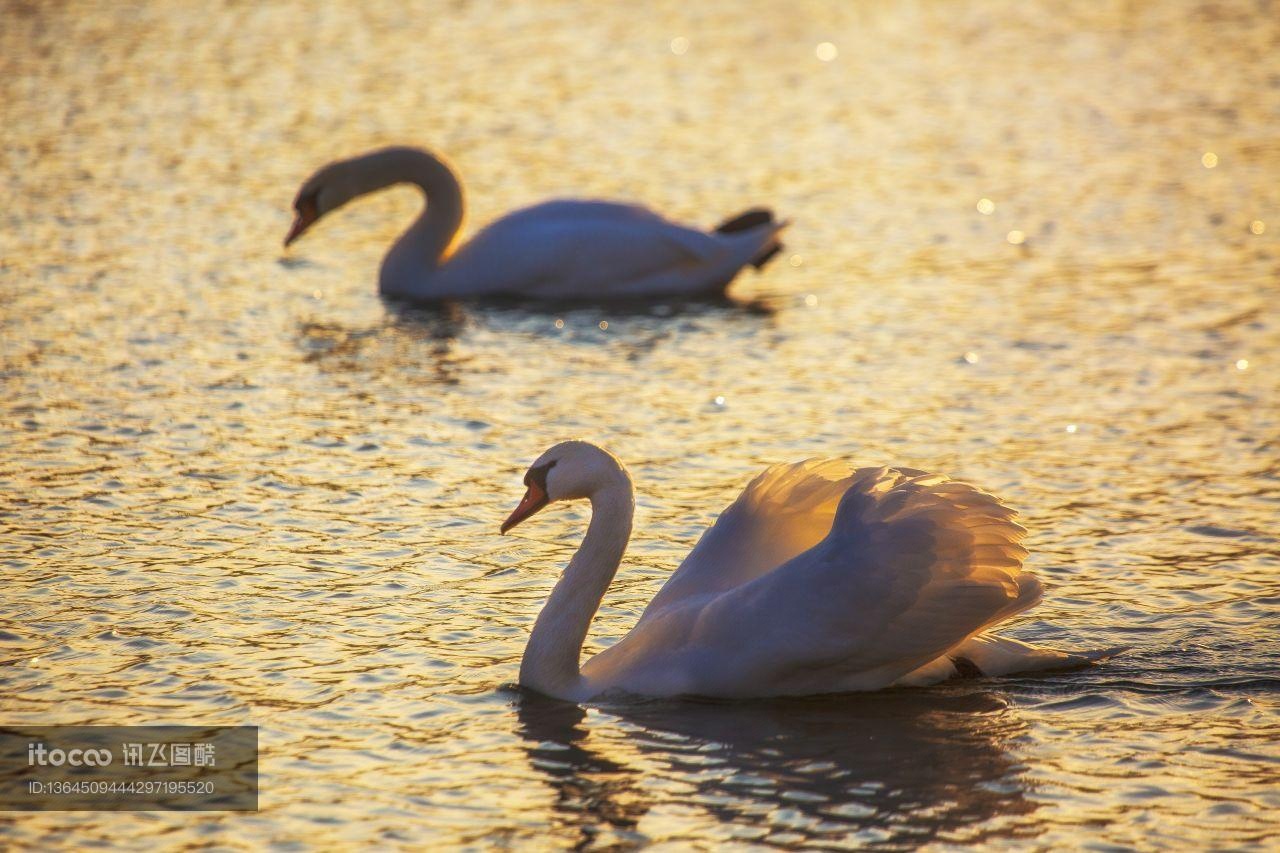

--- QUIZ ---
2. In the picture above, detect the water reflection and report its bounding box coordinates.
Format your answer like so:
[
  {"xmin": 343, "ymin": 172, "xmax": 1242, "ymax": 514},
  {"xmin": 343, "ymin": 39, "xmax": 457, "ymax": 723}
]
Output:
[
  {"xmin": 296, "ymin": 295, "xmax": 778, "ymax": 382},
  {"xmin": 297, "ymin": 304, "xmax": 468, "ymax": 383},
  {"xmin": 5, "ymin": 0, "xmax": 1278, "ymax": 846},
  {"xmin": 515, "ymin": 687, "xmax": 1036, "ymax": 847}
]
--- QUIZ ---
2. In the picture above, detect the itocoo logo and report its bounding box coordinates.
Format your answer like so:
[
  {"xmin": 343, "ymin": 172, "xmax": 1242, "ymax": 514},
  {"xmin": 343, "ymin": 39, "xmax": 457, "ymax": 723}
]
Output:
[{"xmin": 28, "ymin": 742, "xmax": 113, "ymax": 767}]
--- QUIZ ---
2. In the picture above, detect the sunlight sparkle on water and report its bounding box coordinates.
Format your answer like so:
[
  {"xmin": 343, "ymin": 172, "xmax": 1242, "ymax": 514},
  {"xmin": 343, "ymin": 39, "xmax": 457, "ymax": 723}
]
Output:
[{"xmin": 6, "ymin": 2, "xmax": 1280, "ymax": 849}]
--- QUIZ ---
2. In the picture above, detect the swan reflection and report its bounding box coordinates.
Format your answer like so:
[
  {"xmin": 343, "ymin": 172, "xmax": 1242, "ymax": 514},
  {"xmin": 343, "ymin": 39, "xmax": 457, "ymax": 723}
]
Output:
[
  {"xmin": 516, "ymin": 687, "xmax": 1036, "ymax": 848},
  {"xmin": 295, "ymin": 295, "xmax": 775, "ymax": 382}
]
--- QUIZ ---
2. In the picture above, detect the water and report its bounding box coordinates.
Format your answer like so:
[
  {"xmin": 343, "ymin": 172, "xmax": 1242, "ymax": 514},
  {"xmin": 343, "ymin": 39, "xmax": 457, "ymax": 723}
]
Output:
[{"xmin": 2, "ymin": 0, "xmax": 1278, "ymax": 848}]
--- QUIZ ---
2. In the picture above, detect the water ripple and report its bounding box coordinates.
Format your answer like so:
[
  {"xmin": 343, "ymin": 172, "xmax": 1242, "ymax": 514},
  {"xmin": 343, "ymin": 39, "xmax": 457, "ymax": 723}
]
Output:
[{"xmin": 2, "ymin": 0, "xmax": 1279, "ymax": 848}]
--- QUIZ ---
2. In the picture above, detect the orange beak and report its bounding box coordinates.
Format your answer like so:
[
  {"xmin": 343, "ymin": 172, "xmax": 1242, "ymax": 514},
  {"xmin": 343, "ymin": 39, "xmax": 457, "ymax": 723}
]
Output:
[
  {"xmin": 501, "ymin": 483, "xmax": 550, "ymax": 534},
  {"xmin": 284, "ymin": 206, "xmax": 318, "ymax": 248}
]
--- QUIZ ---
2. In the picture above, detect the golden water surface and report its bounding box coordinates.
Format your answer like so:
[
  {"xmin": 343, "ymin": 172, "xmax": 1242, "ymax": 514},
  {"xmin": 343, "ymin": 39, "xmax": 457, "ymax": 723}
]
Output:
[{"xmin": 2, "ymin": 0, "xmax": 1278, "ymax": 848}]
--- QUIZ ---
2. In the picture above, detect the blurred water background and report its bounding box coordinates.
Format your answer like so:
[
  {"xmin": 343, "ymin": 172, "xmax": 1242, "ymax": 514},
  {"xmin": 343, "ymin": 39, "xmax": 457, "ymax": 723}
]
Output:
[{"xmin": 2, "ymin": 0, "xmax": 1278, "ymax": 848}]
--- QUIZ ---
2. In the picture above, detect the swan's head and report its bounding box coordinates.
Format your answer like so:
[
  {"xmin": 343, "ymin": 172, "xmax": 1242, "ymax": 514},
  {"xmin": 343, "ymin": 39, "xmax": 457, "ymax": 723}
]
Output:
[
  {"xmin": 501, "ymin": 441, "xmax": 630, "ymax": 533},
  {"xmin": 284, "ymin": 159, "xmax": 362, "ymax": 247},
  {"xmin": 283, "ymin": 147, "xmax": 452, "ymax": 248}
]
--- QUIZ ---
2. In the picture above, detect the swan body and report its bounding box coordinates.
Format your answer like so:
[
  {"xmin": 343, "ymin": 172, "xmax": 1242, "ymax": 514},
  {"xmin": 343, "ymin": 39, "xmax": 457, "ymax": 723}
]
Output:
[
  {"xmin": 501, "ymin": 441, "xmax": 1123, "ymax": 703},
  {"xmin": 284, "ymin": 147, "xmax": 787, "ymax": 301}
]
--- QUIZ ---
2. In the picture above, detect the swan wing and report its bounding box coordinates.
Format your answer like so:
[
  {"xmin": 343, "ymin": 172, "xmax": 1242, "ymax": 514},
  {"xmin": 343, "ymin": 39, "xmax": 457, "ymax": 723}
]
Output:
[
  {"xmin": 640, "ymin": 459, "xmax": 858, "ymax": 619},
  {"xmin": 495, "ymin": 200, "xmax": 718, "ymax": 260},
  {"xmin": 675, "ymin": 467, "xmax": 1039, "ymax": 696},
  {"xmin": 442, "ymin": 200, "xmax": 729, "ymax": 297}
]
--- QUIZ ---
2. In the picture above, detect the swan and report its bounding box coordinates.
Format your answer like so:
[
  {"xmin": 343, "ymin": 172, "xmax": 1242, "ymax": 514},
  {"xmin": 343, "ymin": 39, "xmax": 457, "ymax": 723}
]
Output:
[
  {"xmin": 501, "ymin": 441, "xmax": 1123, "ymax": 702},
  {"xmin": 283, "ymin": 147, "xmax": 788, "ymax": 301}
]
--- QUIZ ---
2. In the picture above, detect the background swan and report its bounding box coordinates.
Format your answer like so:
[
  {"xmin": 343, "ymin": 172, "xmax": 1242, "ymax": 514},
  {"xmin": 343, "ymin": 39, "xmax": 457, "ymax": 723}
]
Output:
[
  {"xmin": 284, "ymin": 146, "xmax": 787, "ymax": 301},
  {"xmin": 502, "ymin": 441, "xmax": 1122, "ymax": 702}
]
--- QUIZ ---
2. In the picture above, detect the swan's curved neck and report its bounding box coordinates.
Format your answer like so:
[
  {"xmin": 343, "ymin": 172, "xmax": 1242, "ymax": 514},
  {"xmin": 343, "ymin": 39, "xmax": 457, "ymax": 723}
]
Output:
[
  {"xmin": 368, "ymin": 148, "xmax": 465, "ymax": 299},
  {"xmin": 520, "ymin": 478, "xmax": 635, "ymax": 701}
]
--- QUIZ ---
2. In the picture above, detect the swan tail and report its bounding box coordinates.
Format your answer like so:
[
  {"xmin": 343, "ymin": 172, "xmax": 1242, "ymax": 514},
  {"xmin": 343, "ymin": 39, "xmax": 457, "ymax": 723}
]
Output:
[
  {"xmin": 715, "ymin": 207, "xmax": 775, "ymax": 234},
  {"xmin": 750, "ymin": 242, "xmax": 783, "ymax": 270},
  {"xmin": 714, "ymin": 208, "xmax": 787, "ymax": 270},
  {"xmin": 893, "ymin": 638, "xmax": 1127, "ymax": 687}
]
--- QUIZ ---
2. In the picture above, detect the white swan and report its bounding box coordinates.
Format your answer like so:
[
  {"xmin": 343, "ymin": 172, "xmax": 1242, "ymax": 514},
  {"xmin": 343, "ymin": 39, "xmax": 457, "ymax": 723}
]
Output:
[
  {"xmin": 284, "ymin": 147, "xmax": 787, "ymax": 301},
  {"xmin": 502, "ymin": 441, "xmax": 1123, "ymax": 702}
]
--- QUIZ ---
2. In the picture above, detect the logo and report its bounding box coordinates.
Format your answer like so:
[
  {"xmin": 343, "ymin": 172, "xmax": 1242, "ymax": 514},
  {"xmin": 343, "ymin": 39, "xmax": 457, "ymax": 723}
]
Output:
[{"xmin": 27, "ymin": 743, "xmax": 113, "ymax": 767}]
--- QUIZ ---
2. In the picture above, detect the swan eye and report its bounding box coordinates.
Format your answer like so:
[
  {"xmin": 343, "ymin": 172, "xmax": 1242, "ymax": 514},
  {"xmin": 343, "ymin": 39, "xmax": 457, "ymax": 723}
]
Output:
[
  {"xmin": 524, "ymin": 460, "xmax": 557, "ymax": 491},
  {"xmin": 295, "ymin": 192, "xmax": 319, "ymax": 218},
  {"xmin": 284, "ymin": 191, "xmax": 324, "ymax": 247}
]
